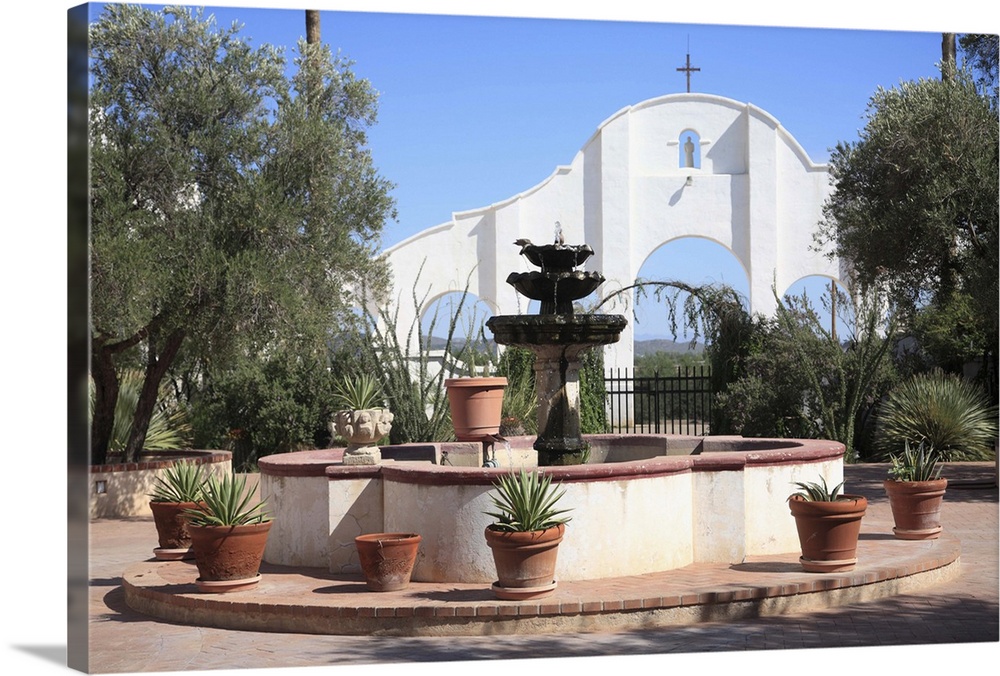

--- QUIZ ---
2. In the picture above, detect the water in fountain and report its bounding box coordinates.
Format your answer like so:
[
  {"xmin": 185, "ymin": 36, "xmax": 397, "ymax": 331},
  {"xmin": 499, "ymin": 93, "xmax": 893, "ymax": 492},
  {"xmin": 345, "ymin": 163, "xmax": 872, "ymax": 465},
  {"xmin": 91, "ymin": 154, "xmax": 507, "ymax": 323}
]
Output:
[{"xmin": 487, "ymin": 225, "xmax": 627, "ymax": 465}]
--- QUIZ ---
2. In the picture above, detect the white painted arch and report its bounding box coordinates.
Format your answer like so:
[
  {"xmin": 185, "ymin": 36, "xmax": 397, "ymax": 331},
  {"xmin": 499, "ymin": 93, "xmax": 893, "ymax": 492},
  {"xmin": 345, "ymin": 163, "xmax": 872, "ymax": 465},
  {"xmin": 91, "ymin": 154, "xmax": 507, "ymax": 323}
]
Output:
[{"xmin": 382, "ymin": 93, "xmax": 846, "ymax": 370}]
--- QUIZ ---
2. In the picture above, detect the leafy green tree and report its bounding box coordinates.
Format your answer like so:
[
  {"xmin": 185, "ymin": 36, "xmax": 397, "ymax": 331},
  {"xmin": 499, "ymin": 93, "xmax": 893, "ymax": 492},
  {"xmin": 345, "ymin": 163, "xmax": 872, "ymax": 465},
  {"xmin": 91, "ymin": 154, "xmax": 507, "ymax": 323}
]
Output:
[
  {"xmin": 816, "ymin": 68, "xmax": 998, "ymax": 396},
  {"xmin": 89, "ymin": 5, "xmax": 395, "ymax": 463},
  {"xmin": 959, "ymin": 33, "xmax": 999, "ymax": 106}
]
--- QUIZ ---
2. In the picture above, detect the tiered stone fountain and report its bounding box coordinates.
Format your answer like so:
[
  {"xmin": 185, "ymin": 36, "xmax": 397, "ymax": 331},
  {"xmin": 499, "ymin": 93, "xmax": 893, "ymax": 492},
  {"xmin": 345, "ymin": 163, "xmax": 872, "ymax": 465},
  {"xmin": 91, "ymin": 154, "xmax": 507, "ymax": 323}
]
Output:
[{"xmin": 486, "ymin": 229, "xmax": 627, "ymax": 465}]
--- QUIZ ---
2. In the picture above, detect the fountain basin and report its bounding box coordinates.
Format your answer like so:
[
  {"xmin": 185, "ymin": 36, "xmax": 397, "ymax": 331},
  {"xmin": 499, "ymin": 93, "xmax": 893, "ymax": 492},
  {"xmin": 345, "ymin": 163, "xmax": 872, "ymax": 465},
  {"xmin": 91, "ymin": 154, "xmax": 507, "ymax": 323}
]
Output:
[
  {"xmin": 519, "ymin": 243, "xmax": 594, "ymax": 270},
  {"xmin": 258, "ymin": 435, "xmax": 846, "ymax": 583},
  {"xmin": 487, "ymin": 313, "xmax": 627, "ymax": 346}
]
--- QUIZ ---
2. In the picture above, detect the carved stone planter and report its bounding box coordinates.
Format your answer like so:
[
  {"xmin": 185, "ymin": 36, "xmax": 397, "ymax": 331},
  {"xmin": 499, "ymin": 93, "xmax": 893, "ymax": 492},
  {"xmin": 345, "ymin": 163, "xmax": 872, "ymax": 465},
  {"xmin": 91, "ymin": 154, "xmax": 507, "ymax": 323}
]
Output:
[{"xmin": 332, "ymin": 408, "xmax": 394, "ymax": 465}]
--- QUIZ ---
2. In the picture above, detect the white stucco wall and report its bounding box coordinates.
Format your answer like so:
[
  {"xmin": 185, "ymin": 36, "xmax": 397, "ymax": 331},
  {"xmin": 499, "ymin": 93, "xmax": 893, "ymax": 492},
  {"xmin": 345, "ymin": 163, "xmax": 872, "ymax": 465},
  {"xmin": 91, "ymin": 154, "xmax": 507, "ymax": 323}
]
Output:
[{"xmin": 382, "ymin": 93, "xmax": 843, "ymax": 370}]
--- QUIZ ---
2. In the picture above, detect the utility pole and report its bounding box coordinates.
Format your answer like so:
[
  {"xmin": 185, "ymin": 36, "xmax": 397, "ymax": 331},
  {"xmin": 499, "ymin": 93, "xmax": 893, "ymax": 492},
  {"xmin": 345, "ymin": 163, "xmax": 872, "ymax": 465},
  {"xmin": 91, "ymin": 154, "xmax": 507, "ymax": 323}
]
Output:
[
  {"xmin": 306, "ymin": 9, "xmax": 321, "ymax": 44},
  {"xmin": 942, "ymin": 32, "xmax": 956, "ymax": 81}
]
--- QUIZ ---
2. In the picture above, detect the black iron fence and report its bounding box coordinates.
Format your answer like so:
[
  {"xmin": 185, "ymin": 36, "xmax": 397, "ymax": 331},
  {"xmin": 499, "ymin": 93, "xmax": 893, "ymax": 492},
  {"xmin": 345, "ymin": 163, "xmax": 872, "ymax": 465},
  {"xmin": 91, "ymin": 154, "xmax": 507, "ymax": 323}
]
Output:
[{"xmin": 603, "ymin": 366, "xmax": 714, "ymax": 435}]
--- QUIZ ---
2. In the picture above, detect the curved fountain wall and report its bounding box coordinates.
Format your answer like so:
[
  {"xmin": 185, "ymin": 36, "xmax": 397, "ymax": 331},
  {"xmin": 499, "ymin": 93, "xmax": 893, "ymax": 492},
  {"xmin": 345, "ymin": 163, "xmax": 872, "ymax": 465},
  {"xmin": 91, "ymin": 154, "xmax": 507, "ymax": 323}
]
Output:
[{"xmin": 258, "ymin": 435, "xmax": 846, "ymax": 583}]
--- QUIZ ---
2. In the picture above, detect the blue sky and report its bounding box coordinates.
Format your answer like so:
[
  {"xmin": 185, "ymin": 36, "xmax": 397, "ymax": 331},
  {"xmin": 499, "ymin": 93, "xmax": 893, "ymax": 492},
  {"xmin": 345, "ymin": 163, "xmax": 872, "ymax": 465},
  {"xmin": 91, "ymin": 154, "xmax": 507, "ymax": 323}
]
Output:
[{"xmin": 82, "ymin": 1, "xmax": 993, "ymax": 341}]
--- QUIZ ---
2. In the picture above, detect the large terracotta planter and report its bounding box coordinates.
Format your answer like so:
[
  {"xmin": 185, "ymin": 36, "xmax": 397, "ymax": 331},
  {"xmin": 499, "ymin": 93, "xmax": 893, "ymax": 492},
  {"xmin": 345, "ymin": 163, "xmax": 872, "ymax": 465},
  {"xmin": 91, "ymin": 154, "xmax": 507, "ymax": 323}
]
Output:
[
  {"xmin": 883, "ymin": 478, "xmax": 948, "ymax": 540},
  {"xmin": 788, "ymin": 494, "xmax": 867, "ymax": 573},
  {"xmin": 188, "ymin": 520, "xmax": 272, "ymax": 593},
  {"xmin": 484, "ymin": 522, "xmax": 564, "ymax": 599},
  {"xmin": 149, "ymin": 500, "xmax": 202, "ymax": 560},
  {"xmin": 354, "ymin": 532, "xmax": 421, "ymax": 592},
  {"xmin": 445, "ymin": 377, "xmax": 508, "ymax": 441}
]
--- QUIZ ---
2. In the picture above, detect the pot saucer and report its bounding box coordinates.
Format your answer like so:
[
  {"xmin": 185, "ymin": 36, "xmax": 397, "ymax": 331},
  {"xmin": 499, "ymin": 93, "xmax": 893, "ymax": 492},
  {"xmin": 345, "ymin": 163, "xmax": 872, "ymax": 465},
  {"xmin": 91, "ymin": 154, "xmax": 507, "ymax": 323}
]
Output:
[
  {"xmin": 153, "ymin": 547, "xmax": 194, "ymax": 561},
  {"xmin": 195, "ymin": 574, "xmax": 262, "ymax": 593},
  {"xmin": 490, "ymin": 581, "xmax": 557, "ymax": 600}
]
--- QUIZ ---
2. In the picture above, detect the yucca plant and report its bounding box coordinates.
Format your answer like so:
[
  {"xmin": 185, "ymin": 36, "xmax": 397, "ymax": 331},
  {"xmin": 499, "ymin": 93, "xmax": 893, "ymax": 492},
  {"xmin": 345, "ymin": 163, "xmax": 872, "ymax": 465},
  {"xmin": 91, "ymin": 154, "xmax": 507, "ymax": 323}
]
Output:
[
  {"xmin": 88, "ymin": 369, "xmax": 193, "ymax": 455},
  {"xmin": 789, "ymin": 476, "xmax": 846, "ymax": 502},
  {"xmin": 875, "ymin": 370, "xmax": 998, "ymax": 461},
  {"xmin": 333, "ymin": 373, "xmax": 384, "ymax": 411},
  {"xmin": 149, "ymin": 461, "xmax": 207, "ymax": 503},
  {"xmin": 888, "ymin": 440, "xmax": 943, "ymax": 482},
  {"xmin": 184, "ymin": 473, "xmax": 270, "ymax": 527},
  {"xmin": 484, "ymin": 469, "xmax": 572, "ymax": 532}
]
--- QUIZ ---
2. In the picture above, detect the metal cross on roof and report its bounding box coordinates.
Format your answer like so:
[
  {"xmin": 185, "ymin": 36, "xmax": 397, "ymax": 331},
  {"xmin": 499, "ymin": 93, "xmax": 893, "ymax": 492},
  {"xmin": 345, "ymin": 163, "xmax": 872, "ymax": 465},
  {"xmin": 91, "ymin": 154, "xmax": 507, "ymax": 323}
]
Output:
[{"xmin": 676, "ymin": 51, "xmax": 700, "ymax": 93}]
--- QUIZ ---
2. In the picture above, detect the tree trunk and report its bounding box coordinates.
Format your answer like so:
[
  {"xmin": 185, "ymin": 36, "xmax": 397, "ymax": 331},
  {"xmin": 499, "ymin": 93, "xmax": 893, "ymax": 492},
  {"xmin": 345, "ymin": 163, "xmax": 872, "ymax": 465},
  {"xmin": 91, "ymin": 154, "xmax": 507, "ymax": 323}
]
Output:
[
  {"xmin": 123, "ymin": 328, "xmax": 186, "ymax": 461},
  {"xmin": 90, "ymin": 340, "xmax": 120, "ymax": 465}
]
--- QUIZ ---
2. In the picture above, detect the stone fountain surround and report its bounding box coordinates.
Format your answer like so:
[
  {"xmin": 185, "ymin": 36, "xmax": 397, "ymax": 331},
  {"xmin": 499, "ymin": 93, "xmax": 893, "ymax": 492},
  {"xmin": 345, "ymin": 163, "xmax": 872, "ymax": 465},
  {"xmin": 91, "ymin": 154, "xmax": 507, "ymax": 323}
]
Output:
[{"xmin": 258, "ymin": 435, "xmax": 847, "ymax": 584}]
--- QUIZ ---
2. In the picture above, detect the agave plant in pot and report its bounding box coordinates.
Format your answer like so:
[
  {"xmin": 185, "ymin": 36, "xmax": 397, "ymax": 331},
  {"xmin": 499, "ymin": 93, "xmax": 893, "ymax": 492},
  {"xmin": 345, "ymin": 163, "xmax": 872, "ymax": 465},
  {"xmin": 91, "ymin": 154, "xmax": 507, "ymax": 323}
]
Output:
[
  {"xmin": 884, "ymin": 441, "xmax": 948, "ymax": 540},
  {"xmin": 331, "ymin": 373, "xmax": 394, "ymax": 466},
  {"xmin": 483, "ymin": 469, "xmax": 572, "ymax": 600},
  {"xmin": 788, "ymin": 476, "xmax": 867, "ymax": 573},
  {"xmin": 148, "ymin": 461, "xmax": 207, "ymax": 560},
  {"xmin": 184, "ymin": 473, "xmax": 272, "ymax": 593}
]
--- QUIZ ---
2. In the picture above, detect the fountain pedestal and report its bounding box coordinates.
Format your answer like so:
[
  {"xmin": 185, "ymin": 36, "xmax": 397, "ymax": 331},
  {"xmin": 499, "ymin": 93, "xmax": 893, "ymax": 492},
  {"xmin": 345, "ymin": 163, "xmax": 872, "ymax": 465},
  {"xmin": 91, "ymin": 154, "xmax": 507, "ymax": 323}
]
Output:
[{"xmin": 487, "ymin": 236, "xmax": 626, "ymax": 465}]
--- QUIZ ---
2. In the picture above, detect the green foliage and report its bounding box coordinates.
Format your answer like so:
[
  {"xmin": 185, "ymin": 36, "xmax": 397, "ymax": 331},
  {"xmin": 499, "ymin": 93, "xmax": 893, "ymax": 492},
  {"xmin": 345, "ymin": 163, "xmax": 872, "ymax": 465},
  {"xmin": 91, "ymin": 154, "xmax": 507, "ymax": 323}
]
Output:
[
  {"xmin": 888, "ymin": 441, "xmax": 943, "ymax": 483},
  {"xmin": 634, "ymin": 350, "xmax": 706, "ymax": 376},
  {"xmin": 88, "ymin": 369, "xmax": 193, "ymax": 454},
  {"xmin": 333, "ymin": 374, "xmax": 384, "ymax": 411},
  {"xmin": 189, "ymin": 351, "xmax": 340, "ymax": 472},
  {"xmin": 959, "ymin": 33, "xmax": 999, "ymax": 106},
  {"xmin": 184, "ymin": 473, "xmax": 269, "ymax": 527},
  {"xmin": 817, "ymin": 71, "xmax": 998, "ymax": 398},
  {"xmin": 347, "ymin": 266, "xmax": 482, "ymax": 444},
  {"xmin": 579, "ymin": 347, "xmax": 608, "ymax": 434},
  {"xmin": 484, "ymin": 470, "xmax": 572, "ymax": 532},
  {"xmin": 714, "ymin": 287, "xmax": 898, "ymax": 459},
  {"xmin": 88, "ymin": 4, "xmax": 395, "ymax": 461},
  {"xmin": 875, "ymin": 370, "xmax": 998, "ymax": 461},
  {"xmin": 495, "ymin": 346, "xmax": 537, "ymax": 436},
  {"xmin": 907, "ymin": 290, "xmax": 987, "ymax": 374},
  {"xmin": 790, "ymin": 476, "xmax": 845, "ymax": 502},
  {"xmin": 149, "ymin": 461, "xmax": 207, "ymax": 503}
]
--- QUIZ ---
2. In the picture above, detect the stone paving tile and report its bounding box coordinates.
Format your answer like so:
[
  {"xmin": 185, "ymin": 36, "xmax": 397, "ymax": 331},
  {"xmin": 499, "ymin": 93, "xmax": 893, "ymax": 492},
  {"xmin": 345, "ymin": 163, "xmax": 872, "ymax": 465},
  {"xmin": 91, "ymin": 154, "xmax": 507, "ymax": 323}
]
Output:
[{"xmin": 86, "ymin": 462, "xmax": 999, "ymax": 673}]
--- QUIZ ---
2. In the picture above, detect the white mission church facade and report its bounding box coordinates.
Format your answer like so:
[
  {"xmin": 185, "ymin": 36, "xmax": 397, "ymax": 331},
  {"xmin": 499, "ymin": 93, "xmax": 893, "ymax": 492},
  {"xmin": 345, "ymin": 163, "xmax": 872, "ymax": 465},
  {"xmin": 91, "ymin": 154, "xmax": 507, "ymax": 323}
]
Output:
[{"xmin": 381, "ymin": 93, "xmax": 847, "ymax": 371}]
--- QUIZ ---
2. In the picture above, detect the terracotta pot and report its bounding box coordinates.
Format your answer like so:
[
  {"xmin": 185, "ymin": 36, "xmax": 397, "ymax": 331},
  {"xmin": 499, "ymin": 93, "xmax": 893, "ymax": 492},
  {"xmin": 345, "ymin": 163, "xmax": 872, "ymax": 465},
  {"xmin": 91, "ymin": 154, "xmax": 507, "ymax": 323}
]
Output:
[
  {"xmin": 354, "ymin": 532, "xmax": 422, "ymax": 592},
  {"xmin": 484, "ymin": 523, "xmax": 565, "ymax": 595},
  {"xmin": 149, "ymin": 500, "xmax": 202, "ymax": 559},
  {"xmin": 883, "ymin": 478, "xmax": 948, "ymax": 540},
  {"xmin": 445, "ymin": 377, "xmax": 508, "ymax": 441},
  {"xmin": 788, "ymin": 494, "xmax": 867, "ymax": 573},
  {"xmin": 188, "ymin": 521, "xmax": 272, "ymax": 592}
]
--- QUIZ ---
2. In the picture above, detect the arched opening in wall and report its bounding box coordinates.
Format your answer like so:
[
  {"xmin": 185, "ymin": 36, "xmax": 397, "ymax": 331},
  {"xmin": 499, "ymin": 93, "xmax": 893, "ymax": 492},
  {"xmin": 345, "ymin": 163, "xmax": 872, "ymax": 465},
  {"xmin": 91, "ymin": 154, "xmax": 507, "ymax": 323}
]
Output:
[
  {"xmin": 781, "ymin": 276, "xmax": 854, "ymax": 342},
  {"xmin": 628, "ymin": 237, "xmax": 749, "ymax": 356},
  {"xmin": 420, "ymin": 291, "xmax": 497, "ymax": 374},
  {"xmin": 679, "ymin": 130, "xmax": 701, "ymax": 169}
]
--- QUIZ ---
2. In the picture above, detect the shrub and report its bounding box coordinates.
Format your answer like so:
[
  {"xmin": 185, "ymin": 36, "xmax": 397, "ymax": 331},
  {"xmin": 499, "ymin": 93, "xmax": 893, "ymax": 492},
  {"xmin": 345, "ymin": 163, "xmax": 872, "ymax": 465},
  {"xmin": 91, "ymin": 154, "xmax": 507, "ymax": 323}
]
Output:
[
  {"xmin": 875, "ymin": 370, "xmax": 998, "ymax": 461},
  {"xmin": 189, "ymin": 352, "xmax": 340, "ymax": 471}
]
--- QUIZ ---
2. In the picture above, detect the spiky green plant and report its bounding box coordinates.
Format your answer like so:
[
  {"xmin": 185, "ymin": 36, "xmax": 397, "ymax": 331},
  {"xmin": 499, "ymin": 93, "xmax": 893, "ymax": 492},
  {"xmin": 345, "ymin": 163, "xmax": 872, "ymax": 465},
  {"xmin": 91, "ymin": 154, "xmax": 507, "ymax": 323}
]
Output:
[
  {"xmin": 89, "ymin": 369, "xmax": 193, "ymax": 454},
  {"xmin": 484, "ymin": 469, "xmax": 572, "ymax": 532},
  {"xmin": 888, "ymin": 440, "xmax": 943, "ymax": 482},
  {"xmin": 333, "ymin": 373, "xmax": 384, "ymax": 411},
  {"xmin": 184, "ymin": 473, "xmax": 270, "ymax": 527},
  {"xmin": 875, "ymin": 370, "xmax": 997, "ymax": 461},
  {"xmin": 789, "ymin": 476, "xmax": 846, "ymax": 502},
  {"xmin": 148, "ymin": 461, "xmax": 206, "ymax": 503}
]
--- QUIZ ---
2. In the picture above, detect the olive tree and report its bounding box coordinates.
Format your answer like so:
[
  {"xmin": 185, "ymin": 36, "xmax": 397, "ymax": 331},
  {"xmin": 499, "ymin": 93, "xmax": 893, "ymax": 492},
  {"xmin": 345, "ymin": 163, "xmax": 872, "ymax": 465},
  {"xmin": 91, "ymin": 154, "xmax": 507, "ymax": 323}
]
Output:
[
  {"xmin": 89, "ymin": 5, "xmax": 395, "ymax": 463},
  {"xmin": 816, "ymin": 69, "xmax": 998, "ymax": 393}
]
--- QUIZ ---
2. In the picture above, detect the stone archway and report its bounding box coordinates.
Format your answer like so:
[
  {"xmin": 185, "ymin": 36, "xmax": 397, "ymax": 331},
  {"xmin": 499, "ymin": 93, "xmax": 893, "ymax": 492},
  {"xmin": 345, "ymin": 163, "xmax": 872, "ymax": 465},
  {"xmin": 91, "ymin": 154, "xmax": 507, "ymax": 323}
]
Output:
[{"xmin": 383, "ymin": 93, "xmax": 847, "ymax": 370}]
